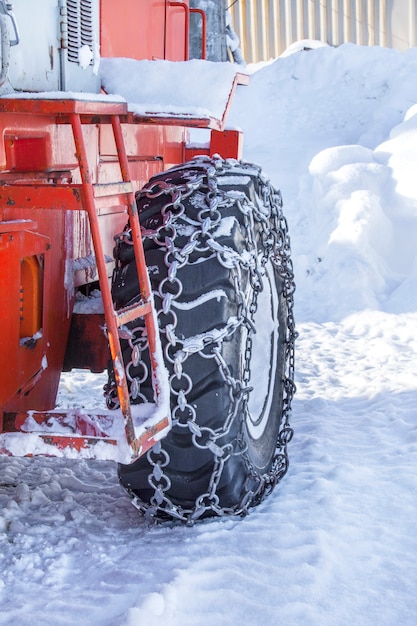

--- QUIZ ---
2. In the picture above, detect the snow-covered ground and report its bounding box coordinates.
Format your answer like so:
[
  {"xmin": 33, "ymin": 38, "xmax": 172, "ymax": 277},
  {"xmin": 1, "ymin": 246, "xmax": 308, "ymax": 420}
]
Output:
[{"xmin": 2, "ymin": 43, "xmax": 417, "ymax": 625}]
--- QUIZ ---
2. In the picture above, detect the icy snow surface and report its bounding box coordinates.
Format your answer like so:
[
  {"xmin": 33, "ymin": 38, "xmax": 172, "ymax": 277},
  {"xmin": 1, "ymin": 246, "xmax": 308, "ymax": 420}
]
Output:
[{"xmin": 1, "ymin": 43, "xmax": 417, "ymax": 625}]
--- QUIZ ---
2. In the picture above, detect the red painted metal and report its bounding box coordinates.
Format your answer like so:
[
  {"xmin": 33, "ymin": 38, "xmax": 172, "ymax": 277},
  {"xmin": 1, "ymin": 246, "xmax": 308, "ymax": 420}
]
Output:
[
  {"xmin": 0, "ymin": 183, "xmax": 83, "ymax": 212},
  {"xmin": 0, "ymin": 220, "xmax": 49, "ymax": 406},
  {"xmin": 167, "ymin": 2, "xmax": 190, "ymax": 60},
  {"xmin": 190, "ymin": 7, "xmax": 207, "ymax": 59},
  {"xmin": 0, "ymin": 2, "xmax": 247, "ymax": 462},
  {"xmin": 37, "ymin": 434, "xmax": 117, "ymax": 453},
  {"xmin": 0, "ymin": 98, "xmax": 173, "ymax": 460},
  {"xmin": 69, "ymin": 110, "xmax": 137, "ymax": 456},
  {"xmin": 0, "ymin": 409, "xmax": 171, "ymax": 462},
  {"xmin": 209, "ymin": 129, "xmax": 244, "ymax": 160},
  {"xmin": 100, "ymin": 0, "xmax": 189, "ymax": 62},
  {"xmin": 11, "ymin": 410, "xmax": 112, "ymax": 438},
  {"xmin": 101, "ymin": 0, "xmax": 167, "ymax": 60},
  {"xmin": 0, "ymin": 98, "xmax": 128, "ymax": 117},
  {"xmin": 0, "ymin": 190, "xmax": 71, "ymax": 414}
]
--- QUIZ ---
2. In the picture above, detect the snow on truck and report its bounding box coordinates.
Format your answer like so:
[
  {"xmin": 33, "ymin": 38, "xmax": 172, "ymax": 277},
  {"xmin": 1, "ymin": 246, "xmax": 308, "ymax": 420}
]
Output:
[{"xmin": 0, "ymin": 0, "xmax": 296, "ymax": 523}]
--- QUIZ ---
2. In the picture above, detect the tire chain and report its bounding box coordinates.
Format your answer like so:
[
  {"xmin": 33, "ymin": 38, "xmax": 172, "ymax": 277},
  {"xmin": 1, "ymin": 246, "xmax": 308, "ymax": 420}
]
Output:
[{"xmin": 105, "ymin": 155, "xmax": 296, "ymax": 524}]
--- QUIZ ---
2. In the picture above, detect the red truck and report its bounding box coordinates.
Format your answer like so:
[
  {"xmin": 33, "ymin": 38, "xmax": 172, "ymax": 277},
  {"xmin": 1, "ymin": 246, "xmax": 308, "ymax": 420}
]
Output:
[{"xmin": 0, "ymin": 0, "xmax": 295, "ymax": 523}]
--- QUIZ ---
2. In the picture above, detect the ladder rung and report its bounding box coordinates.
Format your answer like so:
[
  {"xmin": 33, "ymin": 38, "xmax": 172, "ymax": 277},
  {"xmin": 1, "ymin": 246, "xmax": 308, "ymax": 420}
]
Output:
[
  {"xmin": 1, "ymin": 409, "xmax": 171, "ymax": 463},
  {"xmin": 93, "ymin": 181, "xmax": 133, "ymax": 198},
  {"xmin": 115, "ymin": 300, "xmax": 152, "ymax": 327}
]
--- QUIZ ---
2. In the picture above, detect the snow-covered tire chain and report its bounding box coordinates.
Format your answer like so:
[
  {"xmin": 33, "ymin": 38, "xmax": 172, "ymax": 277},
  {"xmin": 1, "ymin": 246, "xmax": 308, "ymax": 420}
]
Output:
[{"xmin": 105, "ymin": 156, "xmax": 296, "ymax": 523}]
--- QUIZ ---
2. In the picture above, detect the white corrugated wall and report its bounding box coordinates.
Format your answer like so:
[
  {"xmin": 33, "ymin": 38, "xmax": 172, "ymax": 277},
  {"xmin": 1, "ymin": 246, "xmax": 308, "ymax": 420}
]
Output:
[{"xmin": 228, "ymin": 0, "xmax": 417, "ymax": 63}]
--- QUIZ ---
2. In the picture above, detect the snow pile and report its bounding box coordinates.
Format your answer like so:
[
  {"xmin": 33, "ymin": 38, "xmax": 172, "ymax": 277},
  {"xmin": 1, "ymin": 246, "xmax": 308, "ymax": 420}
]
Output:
[
  {"xmin": 1, "ymin": 43, "xmax": 417, "ymax": 625},
  {"xmin": 228, "ymin": 43, "xmax": 417, "ymax": 322}
]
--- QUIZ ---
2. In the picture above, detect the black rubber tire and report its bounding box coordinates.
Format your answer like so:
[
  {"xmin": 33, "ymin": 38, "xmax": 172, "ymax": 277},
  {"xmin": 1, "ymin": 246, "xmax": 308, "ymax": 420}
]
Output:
[{"xmin": 108, "ymin": 156, "xmax": 295, "ymax": 522}]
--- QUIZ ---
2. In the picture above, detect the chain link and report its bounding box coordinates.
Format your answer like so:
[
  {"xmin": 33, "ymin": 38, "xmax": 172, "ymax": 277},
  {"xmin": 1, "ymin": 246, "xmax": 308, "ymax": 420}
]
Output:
[{"xmin": 106, "ymin": 156, "xmax": 296, "ymax": 523}]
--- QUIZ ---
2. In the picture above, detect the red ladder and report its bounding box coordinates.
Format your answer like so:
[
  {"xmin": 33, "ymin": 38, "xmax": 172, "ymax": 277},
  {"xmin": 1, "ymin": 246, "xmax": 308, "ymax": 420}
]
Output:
[{"xmin": 70, "ymin": 109, "xmax": 169, "ymax": 459}]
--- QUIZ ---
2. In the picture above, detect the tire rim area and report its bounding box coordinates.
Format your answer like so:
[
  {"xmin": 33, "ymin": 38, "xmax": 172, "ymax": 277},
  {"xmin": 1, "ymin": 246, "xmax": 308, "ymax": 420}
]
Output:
[{"xmin": 246, "ymin": 259, "xmax": 279, "ymax": 441}]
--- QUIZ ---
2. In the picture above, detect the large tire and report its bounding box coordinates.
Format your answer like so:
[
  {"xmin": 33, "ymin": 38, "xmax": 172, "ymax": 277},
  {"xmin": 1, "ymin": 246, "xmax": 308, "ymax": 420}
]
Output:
[{"xmin": 106, "ymin": 156, "xmax": 296, "ymax": 523}]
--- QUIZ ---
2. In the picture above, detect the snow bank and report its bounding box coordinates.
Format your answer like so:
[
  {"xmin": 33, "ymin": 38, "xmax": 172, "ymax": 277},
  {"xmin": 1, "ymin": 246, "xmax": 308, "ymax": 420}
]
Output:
[{"xmin": 229, "ymin": 43, "xmax": 417, "ymax": 322}]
